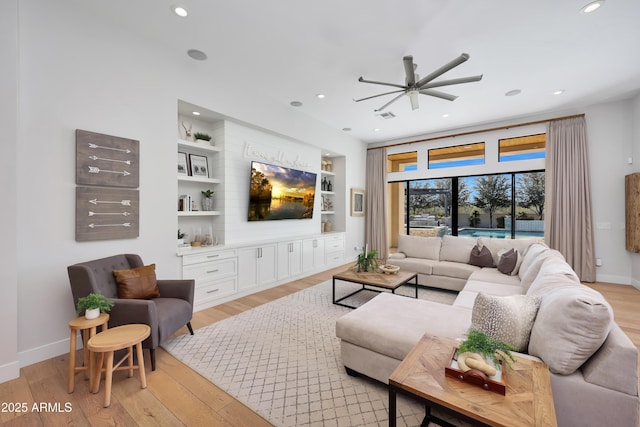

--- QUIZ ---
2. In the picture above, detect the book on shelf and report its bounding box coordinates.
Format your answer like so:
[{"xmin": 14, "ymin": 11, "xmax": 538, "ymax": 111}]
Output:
[{"xmin": 178, "ymin": 195, "xmax": 191, "ymax": 212}]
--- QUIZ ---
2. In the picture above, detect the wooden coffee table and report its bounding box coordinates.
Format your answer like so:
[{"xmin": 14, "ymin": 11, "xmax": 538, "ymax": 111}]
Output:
[
  {"xmin": 389, "ymin": 334, "xmax": 557, "ymax": 427},
  {"xmin": 332, "ymin": 268, "xmax": 418, "ymax": 309}
]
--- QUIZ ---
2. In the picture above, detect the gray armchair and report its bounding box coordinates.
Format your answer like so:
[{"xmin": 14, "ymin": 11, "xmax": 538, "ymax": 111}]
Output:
[{"xmin": 67, "ymin": 254, "xmax": 194, "ymax": 371}]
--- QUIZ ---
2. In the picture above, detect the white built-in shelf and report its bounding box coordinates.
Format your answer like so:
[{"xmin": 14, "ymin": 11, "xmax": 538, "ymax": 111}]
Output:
[
  {"xmin": 177, "ymin": 139, "xmax": 221, "ymax": 153},
  {"xmin": 177, "ymin": 211, "xmax": 222, "ymax": 217},
  {"xmin": 321, "ymin": 190, "xmax": 335, "ymax": 195},
  {"xmin": 321, "ymin": 170, "xmax": 335, "ymax": 176},
  {"xmin": 178, "ymin": 175, "xmax": 221, "ymax": 184},
  {"xmin": 321, "ymin": 211, "xmax": 335, "ymax": 215}
]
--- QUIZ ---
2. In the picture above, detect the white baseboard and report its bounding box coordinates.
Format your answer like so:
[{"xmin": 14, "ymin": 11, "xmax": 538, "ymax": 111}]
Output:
[
  {"xmin": 18, "ymin": 337, "xmax": 70, "ymax": 369},
  {"xmin": 0, "ymin": 360, "xmax": 20, "ymax": 383},
  {"xmin": 631, "ymin": 277, "xmax": 640, "ymax": 291},
  {"xmin": 595, "ymin": 273, "xmax": 631, "ymax": 286}
]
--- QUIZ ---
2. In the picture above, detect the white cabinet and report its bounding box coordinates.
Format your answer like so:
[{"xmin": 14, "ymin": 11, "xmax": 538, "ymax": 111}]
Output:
[
  {"xmin": 325, "ymin": 233, "xmax": 346, "ymax": 265},
  {"xmin": 302, "ymin": 237, "xmax": 326, "ymax": 272},
  {"xmin": 277, "ymin": 240, "xmax": 303, "ymax": 280},
  {"xmin": 238, "ymin": 244, "xmax": 277, "ymax": 290},
  {"xmin": 181, "ymin": 248, "xmax": 237, "ymax": 311}
]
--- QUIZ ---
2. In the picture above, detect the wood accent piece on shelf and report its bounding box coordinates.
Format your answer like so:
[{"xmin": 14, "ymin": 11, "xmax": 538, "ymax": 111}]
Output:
[
  {"xmin": 625, "ymin": 173, "xmax": 640, "ymax": 253},
  {"xmin": 76, "ymin": 129, "xmax": 139, "ymax": 188}
]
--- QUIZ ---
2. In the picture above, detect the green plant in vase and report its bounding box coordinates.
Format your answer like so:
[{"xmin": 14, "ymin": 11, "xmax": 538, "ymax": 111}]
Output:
[
  {"xmin": 201, "ymin": 189, "xmax": 214, "ymax": 211},
  {"xmin": 457, "ymin": 329, "xmax": 517, "ymax": 370},
  {"xmin": 356, "ymin": 246, "xmax": 379, "ymax": 272},
  {"xmin": 193, "ymin": 132, "xmax": 211, "ymax": 142},
  {"xmin": 76, "ymin": 292, "xmax": 114, "ymax": 318}
]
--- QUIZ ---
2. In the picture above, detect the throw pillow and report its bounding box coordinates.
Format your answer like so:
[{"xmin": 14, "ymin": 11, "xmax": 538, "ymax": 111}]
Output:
[
  {"xmin": 469, "ymin": 244, "xmax": 495, "ymax": 267},
  {"xmin": 113, "ymin": 264, "xmax": 160, "ymax": 299},
  {"xmin": 497, "ymin": 248, "xmax": 522, "ymax": 276},
  {"xmin": 528, "ymin": 286, "xmax": 613, "ymax": 375},
  {"xmin": 471, "ymin": 293, "xmax": 541, "ymax": 352}
]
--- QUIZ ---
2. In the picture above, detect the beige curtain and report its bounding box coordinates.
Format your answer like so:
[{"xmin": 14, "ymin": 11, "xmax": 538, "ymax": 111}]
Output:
[
  {"xmin": 545, "ymin": 116, "xmax": 596, "ymax": 281},
  {"xmin": 365, "ymin": 148, "xmax": 388, "ymax": 261}
]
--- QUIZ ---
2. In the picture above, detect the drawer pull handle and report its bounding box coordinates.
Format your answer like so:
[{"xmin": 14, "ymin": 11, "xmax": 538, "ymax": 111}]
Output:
[
  {"xmin": 207, "ymin": 269, "xmax": 219, "ymax": 274},
  {"xmin": 207, "ymin": 254, "xmax": 220, "ymax": 258},
  {"xmin": 206, "ymin": 289, "xmax": 219, "ymax": 294}
]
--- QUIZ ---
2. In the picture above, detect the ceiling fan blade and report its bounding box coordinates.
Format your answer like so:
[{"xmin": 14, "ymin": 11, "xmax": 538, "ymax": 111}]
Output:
[
  {"xmin": 375, "ymin": 92, "xmax": 406, "ymax": 112},
  {"xmin": 419, "ymin": 89, "xmax": 458, "ymax": 101},
  {"xmin": 353, "ymin": 89, "xmax": 405, "ymax": 103},
  {"xmin": 420, "ymin": 74, "xmax": 483, "ymax": 89},
  {"xmin": 358, "ymin": 76, "xmax": 407, "ymax": 90},
  {"xmin": 409, "ymin": 91, "xmax": 419, "ymax": 110},
  {"xmin": 415, "ymin": 53, "xmax": 470, "ymax": 88},
  {"xmin": 403, "ymin": 55, "xmax": 416, "ymax": 87}
]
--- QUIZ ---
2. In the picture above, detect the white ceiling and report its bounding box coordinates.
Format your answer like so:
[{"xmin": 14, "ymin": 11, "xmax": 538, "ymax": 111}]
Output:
[{"xmin": 74, "ymin": 0, "xmax": 640, "ymax": 144}]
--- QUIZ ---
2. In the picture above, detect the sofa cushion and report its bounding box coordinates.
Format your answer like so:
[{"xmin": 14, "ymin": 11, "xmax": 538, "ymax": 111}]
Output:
[
  {"xmin": 528, "ymin": 285, "xmax": 613, "ymax": 375},
  {"xmin": 386, "ymin": 257, "xmax": 437, "ymax": 275},
  {"xmin": 463, "ymin": 280, "xmax": 523, "ymax": 297},
  {"xmin": 519, "ymin": 249, "xmax": 565, "ymax": 293},
  {"xmin": 526, "ymin": 257, "xmax": 581, "ymax": 297},
  {"xmin": 468, "ymin": 268, "xmax": 521, "ymax": 286},
  {"xmin": 471, "ymin": 293, "xmax": 541, "ymax": 352},
  {"xmin": 469, "ymin": 244, "xmax": 495, "ymax": 267},
  {"xmin": 497, "ymin": 248, "xmax": 523, "ymax": 276},
  {"xmin": 440, "ymin": 235, "xmax": 476, "ymax": 263},
  {"xmin": 113, "ymin": 264, "xmax": 160, "ymax": 299},
  {"xmin": 478, "ymin": 237, "xmax": 538, "ymax": 267},
  {"xmin": 431, "ymin": 260, "xmax": 480, "ymax": 280},
  {"xmin": 518, "ymin": 242, "xmax": 549, "ymax": 279},
  {"xmin": 397, "ymin": 234, "xmax": 441, "ymax": 260},
  {"xmin": 335, "ymin": 293, "xmax": 472, "ymax": 361}
]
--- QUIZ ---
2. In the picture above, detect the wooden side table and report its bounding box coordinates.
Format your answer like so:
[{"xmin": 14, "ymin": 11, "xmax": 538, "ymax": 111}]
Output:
[
  {"xmin": 88, "ymin": 324, "xmax": 151, "ymax": 407},
  {"xmin": 389, "ymin": 334, "xmax": 557, "ymax": 427},
  {"xmin": 68, "ymin": 313, "xmax": 109, "ymax": 393}
]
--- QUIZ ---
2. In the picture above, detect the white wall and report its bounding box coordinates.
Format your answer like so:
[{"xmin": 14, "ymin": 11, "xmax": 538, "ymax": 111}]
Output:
[
  {"xmin": 631, "ymin": 94, "xmax": 640, "ymax": 288},
  {"xmin": 0, "ymin": 0, "xmax": 20, "ymax": 383},
  {"xmin": 5, "ymin": 0, "xmax": 366, "ymax": 379}
]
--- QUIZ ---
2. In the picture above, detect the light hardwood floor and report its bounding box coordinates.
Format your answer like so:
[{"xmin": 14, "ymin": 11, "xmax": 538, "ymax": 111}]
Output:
[{"xmin": 1, "ymin": 265, "xmax": 639, "ymax": 426}]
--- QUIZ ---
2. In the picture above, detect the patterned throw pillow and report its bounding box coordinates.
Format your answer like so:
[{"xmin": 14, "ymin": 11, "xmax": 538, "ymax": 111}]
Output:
[
  {"xmin": 113, "ymin": 264, "xmax": 160, "ymax": 299},
  {"xmin": 497, "ymin": 248, "xmax": 523, "ymax": 276},
  {"xmin": 469, "ymin": 244, "xmax": 495, "ymax": 267},
  {"xmin": 471, "ymin": 293, "xmax": 541, "ymax": 352}
]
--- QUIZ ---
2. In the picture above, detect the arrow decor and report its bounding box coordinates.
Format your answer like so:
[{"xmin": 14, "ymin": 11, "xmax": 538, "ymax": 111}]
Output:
[
  {"xmin": 76, "ymin": 186, "xmax": 139, "ymax": 241},
  {"xmin": 76, "ymin": 129, "xmax": 139, "ymax": 188}
]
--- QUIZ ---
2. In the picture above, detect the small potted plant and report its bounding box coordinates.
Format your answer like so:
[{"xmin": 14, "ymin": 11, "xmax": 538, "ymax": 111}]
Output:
[
  {"xmin": 178, "ymin": 228, "xmax": 187, "ymax": 246},
  {"xmin": 201, "ymin": 189, "xmax": 214, "ymax": 211},
  {"xmin": 355, "ymin": 246, "xmax": 379, "ymax": 272},
  {"xmin": 76, "ymin": 293, "xmax": 114, "ymax": 319},
  {"xmin": 193, "ymin": 132, "xmax": 212, "ymax": 143},
  {"xmin": 457, "ymin": 329, "xmax": 516, "ymax": 371}
]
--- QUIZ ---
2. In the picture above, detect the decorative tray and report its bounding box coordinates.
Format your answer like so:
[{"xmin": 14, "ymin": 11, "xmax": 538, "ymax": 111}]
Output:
[{"xmin": 444, "ymin": 348, "xmax": 506, "ymax": 395}]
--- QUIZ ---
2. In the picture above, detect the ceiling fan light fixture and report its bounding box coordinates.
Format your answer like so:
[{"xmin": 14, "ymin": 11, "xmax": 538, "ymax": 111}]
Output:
[{"xmin": 581, "ymin": 0, "xmax": 605, "ymax": 14}]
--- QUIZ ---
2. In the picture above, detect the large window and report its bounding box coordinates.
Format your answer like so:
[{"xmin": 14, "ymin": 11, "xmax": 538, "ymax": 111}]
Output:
[
  {"xmin": 428, "ymin": 142, "xmax": 485, "ymax": 169},
  {"xmin": 499, "ymin": 134, "xmax": 545, "ymax": 162},
  {"xmin": 387, "ymin": 151, "xmax": 417, "ymax": 172},
  {"xmin": 389, "ymin": 171, "xmax": 545, "ymax": 242}
]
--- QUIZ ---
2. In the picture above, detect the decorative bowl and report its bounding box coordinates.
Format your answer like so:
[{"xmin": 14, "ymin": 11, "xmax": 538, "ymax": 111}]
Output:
[{"xmin": 379, "ymin": 264, "xmax": 400, "ymax": 274}]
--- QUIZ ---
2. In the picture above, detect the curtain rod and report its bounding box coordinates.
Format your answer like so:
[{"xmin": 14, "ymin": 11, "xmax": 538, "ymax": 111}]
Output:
[{"xmin": 367, "ymin": 113, "xmax": 585, "ymax": 151}]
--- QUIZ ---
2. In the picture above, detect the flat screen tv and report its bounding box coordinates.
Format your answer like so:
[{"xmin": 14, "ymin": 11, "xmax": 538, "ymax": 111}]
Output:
[{"xmin": 248, "ymin": 161, "xmax": 317, "ymax": 221}]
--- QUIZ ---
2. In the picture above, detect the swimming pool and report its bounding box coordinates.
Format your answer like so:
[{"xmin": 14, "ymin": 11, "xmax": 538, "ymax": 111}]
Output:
[{"xmin": 457, "ymin": 228, "xmax": 544, "ymax": 239}]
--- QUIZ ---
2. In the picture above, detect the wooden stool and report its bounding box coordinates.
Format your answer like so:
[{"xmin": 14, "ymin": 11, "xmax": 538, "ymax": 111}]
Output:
[
  {"xmin": 68, "ymin": 313, "xmax": 109, "ymax": 393},
  {"xmin": 88, "ymin": 324, "xmax": 151, "ymax": 407}
]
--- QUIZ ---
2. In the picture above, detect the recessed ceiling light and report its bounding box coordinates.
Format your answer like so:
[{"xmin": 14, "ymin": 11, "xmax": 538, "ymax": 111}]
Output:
[
  {"xmin": 581, "ymin": 0, "xmax": 605, "ymax": 14},
  {"xmin": 342, "ymin": 127, "xmax": 352, "ymax": 132},
  {"xmin": 171, "ymin": 5, "xmax": 188, "ymax": 17},
  {"xmin": 316, "ymin": 94, "xmax": 326, "ymax": 99},
  {"xmin": 374, "ymin": 128, "xmax": 381, "ymax": 132},
  {"xmin": 553, "ymin": 90, "xmax": 565, "ymax": 95},
  {"xmin": 187, "ymin": 49, "xmax": 208, "ymax": 61},
  {"xmin": 505, "ymin": 89, "xmax": 521, "ymax": 96},
  {"xmin": 442, "ymin": 114, "xmax": 449, "ymax": 118},
  {"xmin": 290, "ymin": 101, "xmax": 303, "ymax": 107},
  {"xmin": 192, "ymin": 111, "xmax": 201, "ymax": 116}
]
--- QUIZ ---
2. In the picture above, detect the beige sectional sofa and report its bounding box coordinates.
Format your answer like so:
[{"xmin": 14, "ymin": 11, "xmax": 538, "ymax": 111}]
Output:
[{"xmin": 335, "ymin": 234, "xmax": 639, "ymax": 427}]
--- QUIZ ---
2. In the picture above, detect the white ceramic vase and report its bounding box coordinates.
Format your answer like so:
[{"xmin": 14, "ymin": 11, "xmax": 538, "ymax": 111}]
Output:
[{"xmin": 85, "ymin": 308, "xmax": 100, "ymax": 319}]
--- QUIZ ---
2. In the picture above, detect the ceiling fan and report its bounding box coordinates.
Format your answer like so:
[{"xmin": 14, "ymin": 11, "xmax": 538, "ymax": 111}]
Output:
[{"xmin": 355, "ymin": 53, "xmax": 483, "ymax": 112}]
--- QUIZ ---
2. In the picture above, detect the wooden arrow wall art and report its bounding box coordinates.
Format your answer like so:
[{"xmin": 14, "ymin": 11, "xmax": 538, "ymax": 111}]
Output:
[
  {"xmin": 76, "ymin": 129, "xmax": 139, "ymax": 187},
  {"xmin": 76, "ymin": 186, "xmax": 139, "ymax": 241}
]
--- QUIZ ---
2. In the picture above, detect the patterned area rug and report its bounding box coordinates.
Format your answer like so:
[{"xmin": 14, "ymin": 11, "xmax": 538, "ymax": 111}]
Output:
[{"xmin": 162, "ymin": 280, "xmax": 457, "ymax": 427}]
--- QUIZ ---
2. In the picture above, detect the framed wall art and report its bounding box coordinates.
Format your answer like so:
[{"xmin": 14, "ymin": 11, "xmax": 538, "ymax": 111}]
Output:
[
  {"xmin": 189, "ymin": 154, "xmax": 209, "ymax": 178},
  {"xmin": 178, "ymin": 152, "xmax": 189, "ymax": 176},
  {"xmin": 351, "ymin": 188, "xmax": 365, "ymax": 216},
  {"xmin": 75, "ymin": 186, "xmax": 139, "ymax": 241},
  {"xmin": 76, "ymin": 129, "xmax": 139, "ymax": 188}
]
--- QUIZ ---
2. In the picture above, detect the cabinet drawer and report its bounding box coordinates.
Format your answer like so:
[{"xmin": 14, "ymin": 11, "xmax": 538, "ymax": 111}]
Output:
[
  {"xmin": 326, "ymin": 250, "xmax": 345, "ymax": 264},
  {"xmin": 184, "ymin": 258, "xmax": 237, "ymax": 280},
  {"xmin": 182, "ymin": 249, "xmax": 237, "ymax": 266},
  {"xmin": 195, "ymin": 277, "xmax": 236, "ymax": 301},
  {"xmin": 326, "ymin": 238, "xmax": 345, "ymax": 252}
]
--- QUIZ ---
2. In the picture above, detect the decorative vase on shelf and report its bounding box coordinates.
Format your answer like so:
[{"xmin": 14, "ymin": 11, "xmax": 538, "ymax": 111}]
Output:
[
  {"xmin": 85, "ymin": 308, "xmax": 100, "ymax": 320},
  {"xmin": 202, "ymin": 197, "xmax": 213, "ymax": 211}
]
